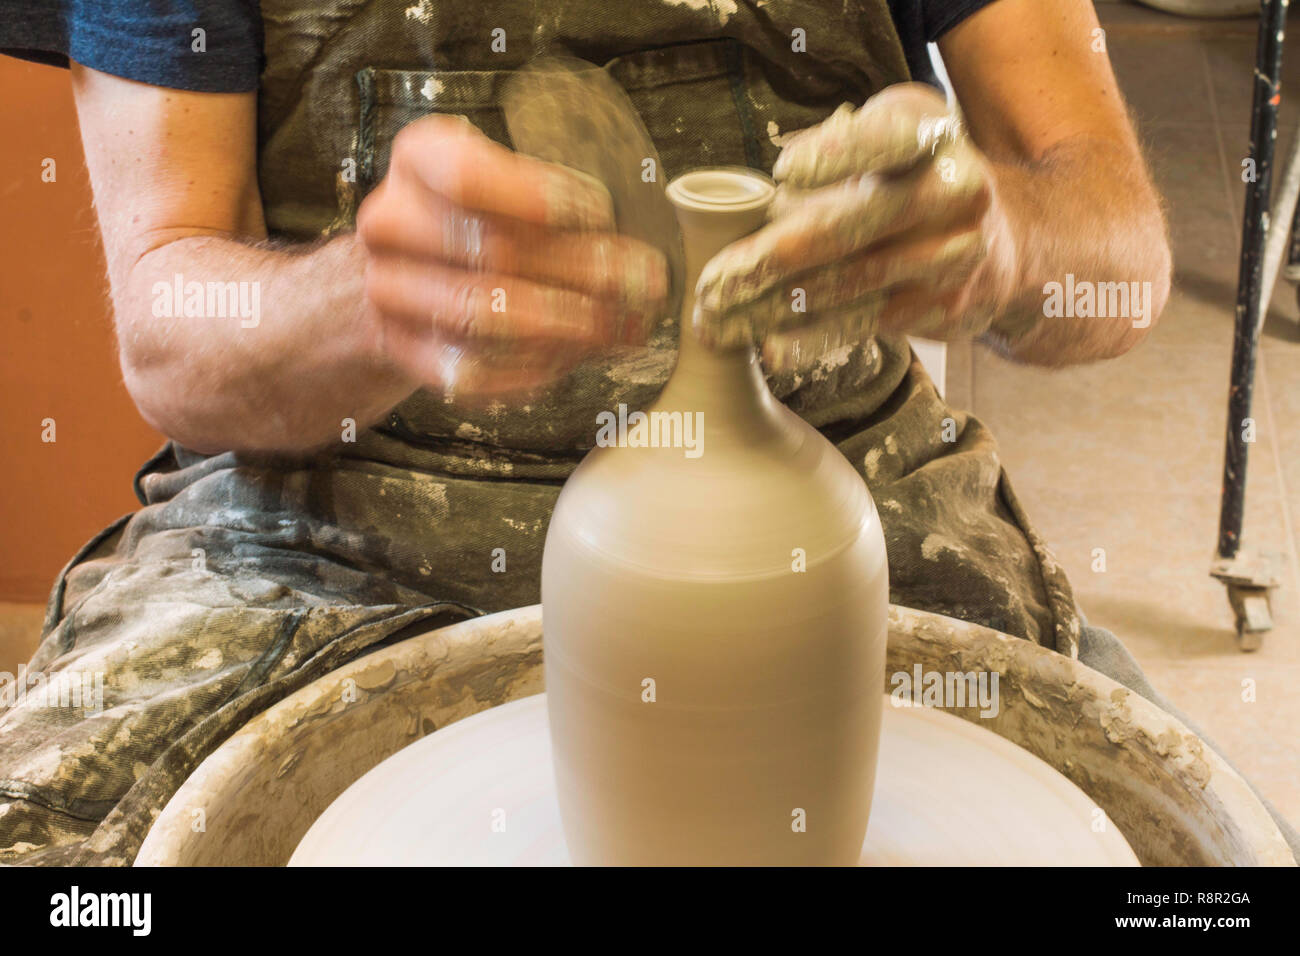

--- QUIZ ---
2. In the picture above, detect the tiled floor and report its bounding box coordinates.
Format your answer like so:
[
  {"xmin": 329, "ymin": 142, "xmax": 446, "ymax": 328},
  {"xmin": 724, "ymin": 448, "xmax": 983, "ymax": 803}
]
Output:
[
  {"xmin": 949, "ymin": 3, "xmax": 1300, "ymax": 826},
  {"xmin": 0, "ymin": 1, "xmax": 1295, "ymax": 842}
]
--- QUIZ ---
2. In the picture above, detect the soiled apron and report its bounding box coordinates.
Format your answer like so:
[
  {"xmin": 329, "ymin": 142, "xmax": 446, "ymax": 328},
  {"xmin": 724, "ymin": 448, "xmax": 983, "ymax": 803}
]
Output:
[{"xmin": 0, "ymin": 0, "xmax": 1079, "ymax": 865}]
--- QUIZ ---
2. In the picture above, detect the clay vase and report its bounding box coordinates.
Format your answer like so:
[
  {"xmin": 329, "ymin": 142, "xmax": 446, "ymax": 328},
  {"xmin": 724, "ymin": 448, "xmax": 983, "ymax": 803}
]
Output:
[{"xmin": 541, "ymin": 166, "xmax": 889, "ymax": 865}]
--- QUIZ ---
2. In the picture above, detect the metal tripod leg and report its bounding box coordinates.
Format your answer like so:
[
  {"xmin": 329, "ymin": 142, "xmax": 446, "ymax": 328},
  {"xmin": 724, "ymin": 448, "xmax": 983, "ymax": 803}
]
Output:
[
  {"xmin": 1213, "ymin": 0, "xmax": 1286, "ymax": 650},
  {"xmin": 1210, "ymin": 553, "xmax": 1279, "ymax": 651}
]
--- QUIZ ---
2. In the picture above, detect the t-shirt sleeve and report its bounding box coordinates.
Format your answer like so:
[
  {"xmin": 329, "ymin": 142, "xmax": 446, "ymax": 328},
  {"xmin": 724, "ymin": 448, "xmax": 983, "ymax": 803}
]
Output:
[
  {"xmin": 0, "ymin": 0, "xmax": 263, "ymax": 93},
  {"xmin": 889, "ymin": 0, "xmax": 1002, "ymax": 87}
]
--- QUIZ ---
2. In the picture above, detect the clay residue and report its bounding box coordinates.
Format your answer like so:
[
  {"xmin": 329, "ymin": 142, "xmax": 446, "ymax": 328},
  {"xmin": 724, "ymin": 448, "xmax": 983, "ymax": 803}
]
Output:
[
  {"xmin": 404, "ymin": 0, "xmax": 434, "ymax": 23},
  {"xmin": 420, "ymin": 76, "xmax": 443, "ymax": 101},
  {"xmin": 882, "ymin": 603, "xmax": 1292, "ymax": 865},
  {"xmin": 501, "ymin": 516, "xmax": 546, "ymax": 535},
  {"xmin": 766, "ymin": 120, "xmax": 793, "ymax": 148},
  {"xmin": 353, "ymin": 659, "xmax": 398, "ymax": 692},
  {"xmin": 863, "ymin": 447, "xmax": 883, "ymax": 479},
  {"xmin": 920, "ymin": 533, "xmax": 966, "ymax": 561},
  {"xmin": 664, "ymin": 0, "xmax": 739, "ymax": 23}
]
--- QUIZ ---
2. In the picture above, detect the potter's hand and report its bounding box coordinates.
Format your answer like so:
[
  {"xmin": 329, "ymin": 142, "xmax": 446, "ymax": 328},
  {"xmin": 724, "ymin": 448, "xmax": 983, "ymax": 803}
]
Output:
[
  {"xmin": 693, "ymin": 83, "xmax": 1016, "ymax": 368},
  {"xmin": 358, "ymin": 115, "xmax": 669, "ymax": 395}
]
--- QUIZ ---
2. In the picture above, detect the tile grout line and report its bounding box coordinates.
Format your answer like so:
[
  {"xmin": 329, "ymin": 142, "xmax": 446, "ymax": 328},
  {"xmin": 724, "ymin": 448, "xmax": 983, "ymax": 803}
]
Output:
[
  {"xmin": 1255, "ymin": 352, "xmax": 1300, "ymax": 630},
  {"xmin": 1202, "ymin": 43, "xmax": 1247, "ymax": 235}
]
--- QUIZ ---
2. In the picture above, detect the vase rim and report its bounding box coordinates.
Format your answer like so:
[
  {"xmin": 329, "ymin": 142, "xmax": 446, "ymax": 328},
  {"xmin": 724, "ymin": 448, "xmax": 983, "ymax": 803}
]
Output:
[{"xmin": 665, "ymin": 166, "xmax": 775, "ymax": 213}]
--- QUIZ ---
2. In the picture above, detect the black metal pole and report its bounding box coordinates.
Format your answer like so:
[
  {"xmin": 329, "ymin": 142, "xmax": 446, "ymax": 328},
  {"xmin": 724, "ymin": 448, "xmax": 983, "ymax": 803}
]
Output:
[{"xmin": 1219, "ymin": 0, "xmax": 1287, "ymax": 559}]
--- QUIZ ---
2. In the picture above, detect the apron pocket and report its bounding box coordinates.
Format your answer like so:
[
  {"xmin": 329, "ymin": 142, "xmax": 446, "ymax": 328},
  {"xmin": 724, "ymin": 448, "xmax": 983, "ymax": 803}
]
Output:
[
  {"xmin": 356, "ymin": 39, "xmax": 787, "ymax": 195},
  {"xmin": 356, "ymin": 67, "xmax": 515, "ymax": 191}
]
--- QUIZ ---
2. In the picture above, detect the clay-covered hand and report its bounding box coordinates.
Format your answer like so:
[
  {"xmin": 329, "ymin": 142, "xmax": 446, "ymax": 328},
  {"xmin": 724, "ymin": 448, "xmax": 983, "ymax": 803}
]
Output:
[
  {"xmin": 358, "ymin": 114, "xmax": 670, "ymax": 396},
  {"xmin": 693, "ymin": 83, "xmax": 1017, "ymax": 368}
]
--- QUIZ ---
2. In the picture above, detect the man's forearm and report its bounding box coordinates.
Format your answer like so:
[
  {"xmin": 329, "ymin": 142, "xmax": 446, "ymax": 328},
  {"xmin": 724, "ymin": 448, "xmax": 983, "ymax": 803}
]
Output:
[
  {"xmin": 982, "ymin": 136, "xmax": 1172, "ymax": 366},
  {"xmin": 118, "ymin": 233, "xmax": 417, "ymax": 454}
]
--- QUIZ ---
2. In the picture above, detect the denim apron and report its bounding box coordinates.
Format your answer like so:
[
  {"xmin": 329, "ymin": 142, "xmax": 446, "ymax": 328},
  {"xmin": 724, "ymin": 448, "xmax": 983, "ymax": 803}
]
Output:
[{"xmin": 0, "ymin": 0, "xmax": 1079, "ymax": 864}]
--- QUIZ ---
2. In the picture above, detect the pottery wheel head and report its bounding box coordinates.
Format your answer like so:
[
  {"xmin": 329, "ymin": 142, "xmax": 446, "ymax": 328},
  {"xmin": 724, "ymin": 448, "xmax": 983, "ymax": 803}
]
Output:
[{"xmin": 503, "ymin": 57, "xmax": 686, "ymax": 315}]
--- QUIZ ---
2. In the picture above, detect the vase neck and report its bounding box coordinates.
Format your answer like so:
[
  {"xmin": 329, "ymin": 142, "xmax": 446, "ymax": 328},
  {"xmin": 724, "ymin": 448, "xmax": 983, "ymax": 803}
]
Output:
[
  {"xmin": 657, "ymin": 304, "xmax": 772, "ymax": 428},
  {"xmin": 656, "ymin": 167, "xmax": 778, "ymax": 435}
]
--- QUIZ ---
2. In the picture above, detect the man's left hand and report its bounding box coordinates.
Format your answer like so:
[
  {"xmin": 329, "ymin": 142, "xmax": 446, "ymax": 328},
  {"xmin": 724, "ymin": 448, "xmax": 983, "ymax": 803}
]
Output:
[{"xmin": 693, "ymin": 83, "xmax": 1017, "ymax": 368}]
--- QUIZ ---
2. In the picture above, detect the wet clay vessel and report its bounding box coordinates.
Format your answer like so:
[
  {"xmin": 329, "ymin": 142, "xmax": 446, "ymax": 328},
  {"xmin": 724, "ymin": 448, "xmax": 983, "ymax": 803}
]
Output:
[{"xmin": 541, "ymin": 167, "xmax": 890, "ymax": 865}]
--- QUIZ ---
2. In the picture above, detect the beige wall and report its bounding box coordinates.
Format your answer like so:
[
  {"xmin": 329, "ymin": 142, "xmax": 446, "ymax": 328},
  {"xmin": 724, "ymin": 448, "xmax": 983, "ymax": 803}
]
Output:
[{"xmin": 0, "ymin": 57, "xmax": 163, "ymax": 605}]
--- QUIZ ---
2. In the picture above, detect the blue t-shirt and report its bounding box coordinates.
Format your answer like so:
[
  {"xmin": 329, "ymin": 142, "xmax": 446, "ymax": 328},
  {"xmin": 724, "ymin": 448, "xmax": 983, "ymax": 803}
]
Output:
[
  {"xmin": 0, "ymin": 0, "xmax": 263, "ymax": 91},
  {"xmin": 0, "ymin": 0, "xmax": 995, "ymax": 92}
]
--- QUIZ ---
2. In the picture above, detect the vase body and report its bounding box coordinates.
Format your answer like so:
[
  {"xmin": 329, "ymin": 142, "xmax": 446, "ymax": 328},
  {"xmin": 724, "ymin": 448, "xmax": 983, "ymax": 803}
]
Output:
[{"xmin": 542, "ymin": 167, "xmax": 889, "ymax": 865}]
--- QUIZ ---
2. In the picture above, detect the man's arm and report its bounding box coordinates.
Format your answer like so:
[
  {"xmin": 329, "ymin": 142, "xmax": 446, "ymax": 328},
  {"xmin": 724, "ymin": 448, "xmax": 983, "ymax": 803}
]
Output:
[
  {"xmin": 941, "ymin": 0, "xmax": 1172, "ymax": 364},
  {"xmin": 692, "ymin": 0, "xmax": 1170, "ymax": 369},
  {"xmin": 71, "ymin": 65, "xmax": 415, "ymax": 454},
  {"xmin": 72, "ymin": 66, "xmax": 666, "ymax": 454}
]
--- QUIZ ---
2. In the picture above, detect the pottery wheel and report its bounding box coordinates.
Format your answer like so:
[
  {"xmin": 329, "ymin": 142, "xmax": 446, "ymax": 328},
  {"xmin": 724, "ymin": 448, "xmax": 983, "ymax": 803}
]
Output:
[{"xmin": 290, "ymin": 693, "xmax": 1139, "ymax": 866}]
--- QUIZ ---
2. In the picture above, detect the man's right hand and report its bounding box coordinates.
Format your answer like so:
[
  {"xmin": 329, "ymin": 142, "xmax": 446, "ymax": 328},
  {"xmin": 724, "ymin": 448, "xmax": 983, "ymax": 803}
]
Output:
[
  {"xmin": 72, "ymin": 64, "xmax": 669, "ymax": 452},
  {"xmin": 357, "ymin": 114, "xmax": 670, "ymax": 397}
]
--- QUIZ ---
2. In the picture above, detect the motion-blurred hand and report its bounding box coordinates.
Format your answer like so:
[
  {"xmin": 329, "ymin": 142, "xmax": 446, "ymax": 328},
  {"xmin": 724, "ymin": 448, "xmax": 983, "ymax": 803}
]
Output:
[
  {"xmin": 693, "ymin": 83, "xmax": 1017, "ymax": 368},
  {"xmin": 358, "ymin": 114, "xmax": 670, "ymax": 396}
]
